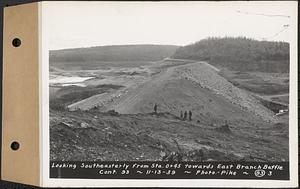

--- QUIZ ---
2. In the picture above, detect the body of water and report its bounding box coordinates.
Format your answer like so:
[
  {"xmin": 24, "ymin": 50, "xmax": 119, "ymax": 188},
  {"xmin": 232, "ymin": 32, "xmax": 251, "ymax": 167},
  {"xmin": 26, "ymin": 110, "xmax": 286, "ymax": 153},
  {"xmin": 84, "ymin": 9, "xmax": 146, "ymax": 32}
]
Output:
[{"xmin": 50, "ymin": 75, "xmax": 94, "ymax": 85}]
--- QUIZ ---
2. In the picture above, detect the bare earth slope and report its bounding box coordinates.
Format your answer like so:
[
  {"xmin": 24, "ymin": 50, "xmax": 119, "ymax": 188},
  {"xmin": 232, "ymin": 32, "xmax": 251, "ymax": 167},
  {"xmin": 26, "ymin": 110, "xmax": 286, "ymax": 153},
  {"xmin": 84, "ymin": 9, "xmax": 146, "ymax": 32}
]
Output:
[
  {"xmin": 105, "ymin": 62, "xmax": 277, "ymax": 123},
  {"xmin": 50, "ymin": 110, "xmax": 288, "ymax": 161}
]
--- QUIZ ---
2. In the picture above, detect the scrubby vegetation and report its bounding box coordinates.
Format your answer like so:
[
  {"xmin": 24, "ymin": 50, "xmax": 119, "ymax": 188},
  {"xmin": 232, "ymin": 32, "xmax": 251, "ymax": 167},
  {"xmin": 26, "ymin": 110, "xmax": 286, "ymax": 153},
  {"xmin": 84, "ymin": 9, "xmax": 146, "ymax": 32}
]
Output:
[
  {"xmin": 50, "ymin": 45, "xmax": 178, "ymax": 63},
  {"xmin": 219, "ymin": 70, "xmax": 289, "ymax": 95},
  {"xmin": 172, "ymin": 37, "xmax": 289, "ymax": 72}
]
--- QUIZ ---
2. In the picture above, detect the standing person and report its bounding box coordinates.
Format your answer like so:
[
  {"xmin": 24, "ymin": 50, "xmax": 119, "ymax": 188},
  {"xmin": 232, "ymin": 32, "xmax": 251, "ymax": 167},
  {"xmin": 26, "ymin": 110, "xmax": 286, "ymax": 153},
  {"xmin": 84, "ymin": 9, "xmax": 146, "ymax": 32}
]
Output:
[
  {"xmin": 180, "ymin": 110, "xmax": 183, "ymax": 119},
  {"xmin": 154, "ymin": 103, "xmax": 158, "ymax": 114},
  {"xmin": 189, "ymin": 110, "xmax": 192, "ymax": 121},
  {"xmin": 184, "ymin": 111, "xmax": 187, "ymax": 120}
]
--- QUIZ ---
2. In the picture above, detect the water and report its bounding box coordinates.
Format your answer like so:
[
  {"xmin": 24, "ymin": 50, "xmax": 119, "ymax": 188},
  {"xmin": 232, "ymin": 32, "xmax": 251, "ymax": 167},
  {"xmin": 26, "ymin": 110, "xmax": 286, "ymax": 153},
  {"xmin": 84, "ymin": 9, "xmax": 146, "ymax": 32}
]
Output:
[
  {"xmin": 62, "ymin": 83, "xmax": 87, "ymax": 87},
  {"xmin": 50, "ymin": 75, "xmax": 94, "ymax": 85}
]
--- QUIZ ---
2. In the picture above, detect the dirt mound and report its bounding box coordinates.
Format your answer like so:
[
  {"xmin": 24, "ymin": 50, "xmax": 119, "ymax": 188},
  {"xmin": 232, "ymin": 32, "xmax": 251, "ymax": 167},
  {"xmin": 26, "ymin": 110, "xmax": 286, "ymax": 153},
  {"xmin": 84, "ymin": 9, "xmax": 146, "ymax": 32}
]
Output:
[
  {"xmin": 173, "ymin": 63, "xmax": 277, "ymax": 122},
  {"xmin": 105, "ymin": 62, "xmax": 277, "ymax": 123},
  {"xmin": 215, "ymin": 124, "xmax": 232, "ymax": 133}
]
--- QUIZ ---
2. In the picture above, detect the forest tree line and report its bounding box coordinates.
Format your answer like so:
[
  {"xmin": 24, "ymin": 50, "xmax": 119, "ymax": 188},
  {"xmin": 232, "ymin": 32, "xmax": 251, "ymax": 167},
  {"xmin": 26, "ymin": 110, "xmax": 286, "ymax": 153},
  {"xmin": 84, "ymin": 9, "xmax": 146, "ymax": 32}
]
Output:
[{"xmin": 171, "ymin": 37, "xmax": 289, "ymax": 72}]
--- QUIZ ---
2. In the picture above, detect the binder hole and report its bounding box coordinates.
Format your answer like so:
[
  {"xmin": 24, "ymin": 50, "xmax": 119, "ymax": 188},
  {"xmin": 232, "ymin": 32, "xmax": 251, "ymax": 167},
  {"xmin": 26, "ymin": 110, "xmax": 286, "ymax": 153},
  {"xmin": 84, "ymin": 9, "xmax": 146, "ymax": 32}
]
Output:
[
  {"xmin": 10, "ymin": 141, "xmax": 20, "ymax": 150},
  {"xmin": 12, "ymin": 38, "xmax": 21, "ymax": 47}
]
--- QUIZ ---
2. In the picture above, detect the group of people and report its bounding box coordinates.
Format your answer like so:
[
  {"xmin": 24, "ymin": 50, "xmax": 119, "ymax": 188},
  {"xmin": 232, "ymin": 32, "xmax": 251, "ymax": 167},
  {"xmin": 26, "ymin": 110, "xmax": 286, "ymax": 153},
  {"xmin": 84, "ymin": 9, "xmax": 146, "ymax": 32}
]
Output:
[
  {"xmin": 153, "ymin": 103, "xmax": 193, "ymax": 121},
  {"xmin": 180, "ymin": 110, "xmax": 192, "ymax": 121}
]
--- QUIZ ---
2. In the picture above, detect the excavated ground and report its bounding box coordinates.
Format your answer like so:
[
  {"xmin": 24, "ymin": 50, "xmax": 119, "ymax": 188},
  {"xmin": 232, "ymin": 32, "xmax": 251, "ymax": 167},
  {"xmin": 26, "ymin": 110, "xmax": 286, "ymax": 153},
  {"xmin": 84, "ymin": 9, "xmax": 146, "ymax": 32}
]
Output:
[
  {"xmin": 50, "ymin": 61, "xmax": 288, "ymax": 162},
  {"xmin": 50, "ymin": 109, "xmax": 288, "ymax": 162}
]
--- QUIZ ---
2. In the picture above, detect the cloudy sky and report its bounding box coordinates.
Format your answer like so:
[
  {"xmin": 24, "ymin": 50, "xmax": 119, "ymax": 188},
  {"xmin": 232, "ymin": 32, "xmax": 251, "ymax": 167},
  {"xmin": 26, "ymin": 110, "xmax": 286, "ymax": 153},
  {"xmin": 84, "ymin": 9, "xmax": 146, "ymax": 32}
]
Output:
[{"xmin": 43, "ymin": 1, "xmax": 297, "ymax": 50}]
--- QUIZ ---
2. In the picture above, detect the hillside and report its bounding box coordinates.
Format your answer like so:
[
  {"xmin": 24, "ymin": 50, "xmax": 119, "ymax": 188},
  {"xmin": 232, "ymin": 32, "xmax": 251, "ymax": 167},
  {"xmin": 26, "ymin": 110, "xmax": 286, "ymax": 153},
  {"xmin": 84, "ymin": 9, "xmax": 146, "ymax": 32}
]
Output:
[
  {"xmin": 50, "ymin": 44, "xmax": 178, "ymax": 63},
  {"xmin": 103, "ymin": 62, "xmax": 277, "ymax": 123},
  {"xmin": 171, "ymin": 37, "xmax": 289, "ymax": 72},
  {"xmin": 50, "ymin": 110, "xmax": 288, "ymax": 161}
]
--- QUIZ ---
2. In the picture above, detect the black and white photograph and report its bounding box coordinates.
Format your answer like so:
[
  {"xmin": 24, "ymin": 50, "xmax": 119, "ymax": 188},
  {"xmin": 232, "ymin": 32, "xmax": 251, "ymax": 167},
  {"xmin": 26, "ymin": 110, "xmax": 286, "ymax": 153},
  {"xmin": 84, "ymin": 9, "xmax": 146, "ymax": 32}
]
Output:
[{"xmin": 45, "ymin": 1, "xmax": 297, "ymax": 184}]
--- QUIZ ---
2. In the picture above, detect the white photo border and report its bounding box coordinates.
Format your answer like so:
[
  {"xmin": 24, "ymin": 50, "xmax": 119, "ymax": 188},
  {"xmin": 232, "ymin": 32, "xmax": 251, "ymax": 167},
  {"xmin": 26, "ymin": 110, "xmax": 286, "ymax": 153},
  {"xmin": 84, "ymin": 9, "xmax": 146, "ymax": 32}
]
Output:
[{"xmin": 40, "ymin": 1, "xmax": 298, "ymax": 187}]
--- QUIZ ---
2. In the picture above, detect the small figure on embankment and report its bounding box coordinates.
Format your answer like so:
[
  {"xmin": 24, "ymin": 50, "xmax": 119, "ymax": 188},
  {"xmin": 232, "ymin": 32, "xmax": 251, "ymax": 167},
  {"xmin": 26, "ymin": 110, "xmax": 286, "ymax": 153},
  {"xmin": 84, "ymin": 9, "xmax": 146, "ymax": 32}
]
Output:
[
  {"xmin": 154, "ymin": 103, "xmax": 158, "ymax": 114},
  {"xmin": 184, "ymin": 111, "xmax": 187, "ymax": 120},
  {"xmin": 188, "ymin": 110, "xmax": 192, "ymax": 121}
]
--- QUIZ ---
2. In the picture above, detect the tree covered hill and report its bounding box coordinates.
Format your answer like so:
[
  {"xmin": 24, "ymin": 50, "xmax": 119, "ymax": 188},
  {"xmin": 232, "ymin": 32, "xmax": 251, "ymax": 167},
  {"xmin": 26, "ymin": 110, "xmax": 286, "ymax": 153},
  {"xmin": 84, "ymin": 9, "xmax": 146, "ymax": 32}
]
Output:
[
  {"xmin": 171, "ymin": 37, "xmax": 289, "ymax": 72},
  {"xmin": 50, "ymin": 44, "xmax": 178, "ymax": 62}
]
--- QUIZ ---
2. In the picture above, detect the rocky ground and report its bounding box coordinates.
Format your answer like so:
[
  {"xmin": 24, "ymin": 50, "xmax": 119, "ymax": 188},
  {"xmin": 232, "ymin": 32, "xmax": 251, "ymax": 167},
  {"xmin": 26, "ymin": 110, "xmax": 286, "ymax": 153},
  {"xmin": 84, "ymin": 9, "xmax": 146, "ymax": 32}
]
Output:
[{"xmin": 50, "ymin": 109, "xmax": 288, "ymax": 162}]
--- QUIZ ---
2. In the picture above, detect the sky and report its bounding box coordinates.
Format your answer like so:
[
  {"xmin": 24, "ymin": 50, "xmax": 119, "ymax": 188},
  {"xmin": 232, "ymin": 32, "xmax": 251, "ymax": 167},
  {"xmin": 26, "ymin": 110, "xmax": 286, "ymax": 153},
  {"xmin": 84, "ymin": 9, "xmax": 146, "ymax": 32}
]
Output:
[{"xmin": 43, "ymin": 1, "xmax": 297, "ymax": 50}]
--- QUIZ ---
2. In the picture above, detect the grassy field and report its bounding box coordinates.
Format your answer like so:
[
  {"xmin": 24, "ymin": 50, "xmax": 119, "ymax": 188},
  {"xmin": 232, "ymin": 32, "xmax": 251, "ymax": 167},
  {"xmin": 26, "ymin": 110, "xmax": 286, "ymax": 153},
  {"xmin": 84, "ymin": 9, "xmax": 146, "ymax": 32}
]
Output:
[{"xmin": 219, "ymin": 70, "xmax": 289, "ymax": 95}]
